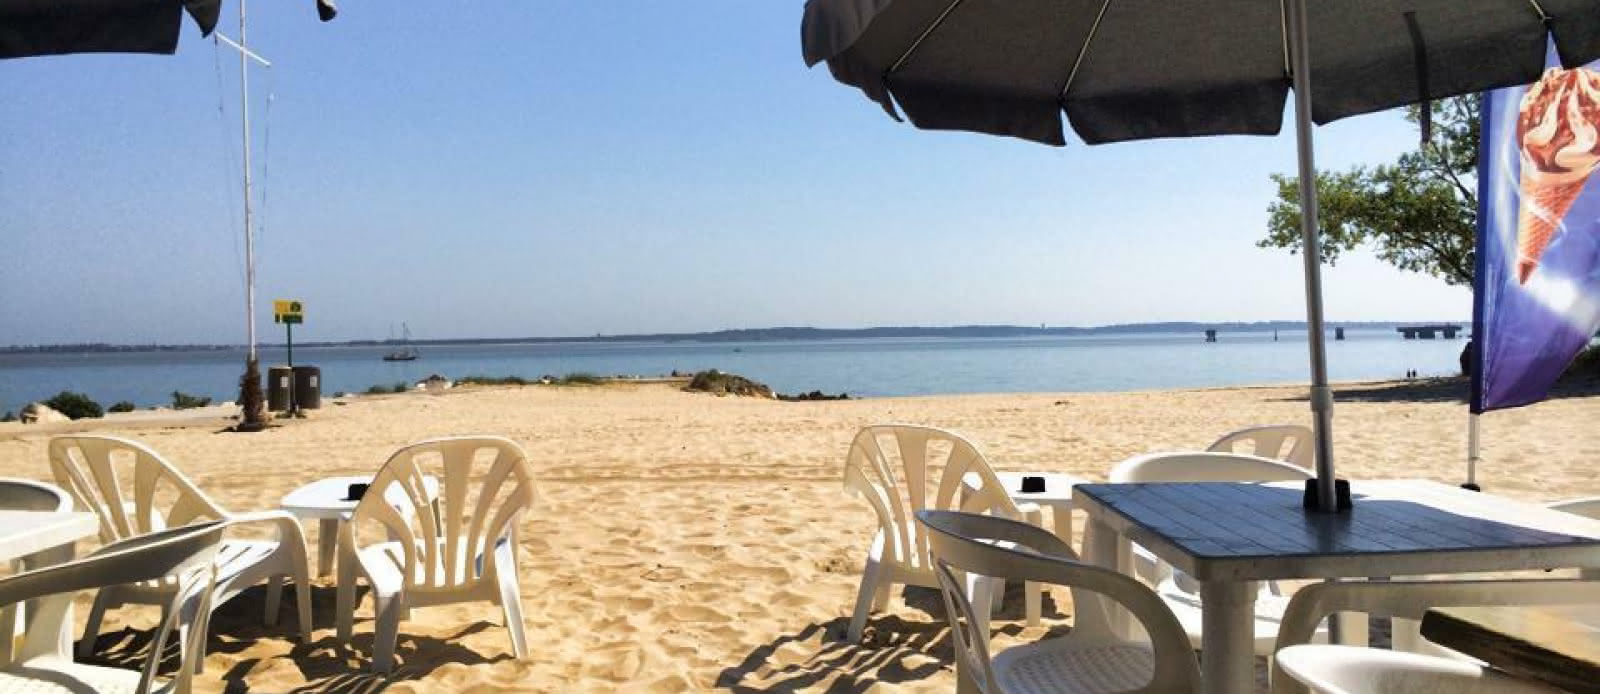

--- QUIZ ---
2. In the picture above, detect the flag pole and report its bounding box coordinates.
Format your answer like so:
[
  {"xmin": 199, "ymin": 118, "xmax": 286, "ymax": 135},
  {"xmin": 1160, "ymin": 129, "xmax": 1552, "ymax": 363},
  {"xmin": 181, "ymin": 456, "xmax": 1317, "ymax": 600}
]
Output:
[{"xmin": 1464, "ymin": 413, "xmax": 1482, "ymax": 491}]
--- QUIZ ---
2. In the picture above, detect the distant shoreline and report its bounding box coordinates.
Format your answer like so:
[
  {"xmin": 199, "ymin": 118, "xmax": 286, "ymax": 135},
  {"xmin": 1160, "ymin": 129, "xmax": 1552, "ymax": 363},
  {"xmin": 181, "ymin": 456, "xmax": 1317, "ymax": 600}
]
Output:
[{"xmin": 1, "ymin": 320, "xmax": 1459, "ymax": 355}]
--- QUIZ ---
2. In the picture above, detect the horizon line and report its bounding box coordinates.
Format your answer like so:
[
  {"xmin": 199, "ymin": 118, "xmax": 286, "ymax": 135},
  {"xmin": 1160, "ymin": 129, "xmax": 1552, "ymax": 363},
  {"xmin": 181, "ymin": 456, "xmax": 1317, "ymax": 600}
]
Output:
[{"xmin": 3, "ymin": 319, "xmax": 1469, "ymax": 352}]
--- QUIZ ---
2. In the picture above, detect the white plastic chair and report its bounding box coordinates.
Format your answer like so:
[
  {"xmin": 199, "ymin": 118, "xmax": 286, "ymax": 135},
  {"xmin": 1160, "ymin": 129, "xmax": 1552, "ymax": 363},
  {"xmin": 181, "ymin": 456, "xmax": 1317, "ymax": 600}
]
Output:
[
  {"xmin": 1270, "ymin": 578, "xmax": 1600, "ymax": 694},
  {"xmin": 842, "ymin": 425, "xmax": 1025, "ymax": 643},
  {"xmin": 0, "ymin": 521, "xmax": 225, "ymax": 694},
  {"xmin": 917, "ymin": 509, "xmax": 1203, "ymax": 694},
  {"xmin": 47, "ymin": 435, "xmax": 312, "ymax": 660},
  {"xmin": 0, "ymin": 478, "xmax": 73, "ymax": 665},
  {"xmin": 1276, "ymin": 645, "xmax": 1559, "ymax": 694},
  {"xmin": 335, "ymin": 436, "xmax": 536, "ymax": 672},
  {"xmin": 1109, "ymin": 451, "xmax": 1326, "ymax": 655},
  {"xmin": 1206, "ymin": 425, "xmax": 1315, "ymax": 469}
]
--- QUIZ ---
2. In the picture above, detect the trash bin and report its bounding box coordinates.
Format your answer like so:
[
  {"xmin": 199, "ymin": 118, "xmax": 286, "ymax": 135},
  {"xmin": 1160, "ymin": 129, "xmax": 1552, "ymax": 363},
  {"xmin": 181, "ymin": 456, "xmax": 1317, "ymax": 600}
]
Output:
[
  {"xmin": 292, "ymin": 365, "xmax": 322, "ymax": 410},
  {"xmin": 267, "ymin": 366, "xmax": 293, "ymax": 412}
]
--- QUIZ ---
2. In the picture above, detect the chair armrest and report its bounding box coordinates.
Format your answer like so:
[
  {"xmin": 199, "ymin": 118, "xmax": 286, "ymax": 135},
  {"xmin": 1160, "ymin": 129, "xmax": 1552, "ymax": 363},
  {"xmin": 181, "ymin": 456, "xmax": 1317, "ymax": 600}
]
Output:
[{"xmin": 222, "ymin": 510, "xmax": 310, "ymax": 548}]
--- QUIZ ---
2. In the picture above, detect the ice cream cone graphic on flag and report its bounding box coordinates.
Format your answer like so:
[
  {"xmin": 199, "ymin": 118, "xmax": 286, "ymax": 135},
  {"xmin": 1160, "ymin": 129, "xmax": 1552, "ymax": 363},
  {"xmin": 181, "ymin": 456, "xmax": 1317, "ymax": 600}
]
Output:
[{"xmin": 1515, "ymin": 66, "xmax": 1600, "ymax": 284}]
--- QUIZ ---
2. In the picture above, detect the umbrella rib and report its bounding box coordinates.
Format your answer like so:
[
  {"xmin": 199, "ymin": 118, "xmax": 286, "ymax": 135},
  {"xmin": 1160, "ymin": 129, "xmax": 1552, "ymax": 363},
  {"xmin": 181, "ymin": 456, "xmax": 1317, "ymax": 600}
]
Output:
[
  {"xmin": 1279, "ymin": 0, "xmax": 1291, "ymax": 77},
  {"xmin": 1059, "ymin": 0, "xmax": 1113, "ymax": 99},
  {"xmin": 888, "ymin": 0, "xmax": 966, "ymax": 74},
  {"xmin": 1525, "ymin": 0, "xmax": 1551, "ymax": 23}
]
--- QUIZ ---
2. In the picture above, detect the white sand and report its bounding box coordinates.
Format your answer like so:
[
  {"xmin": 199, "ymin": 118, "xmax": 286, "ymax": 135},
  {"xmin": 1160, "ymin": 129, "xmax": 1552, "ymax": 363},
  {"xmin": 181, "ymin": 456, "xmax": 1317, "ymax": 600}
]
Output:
[{"xmin": 0, "ymin": 380, "xmax": 1595, "ymax": 692}]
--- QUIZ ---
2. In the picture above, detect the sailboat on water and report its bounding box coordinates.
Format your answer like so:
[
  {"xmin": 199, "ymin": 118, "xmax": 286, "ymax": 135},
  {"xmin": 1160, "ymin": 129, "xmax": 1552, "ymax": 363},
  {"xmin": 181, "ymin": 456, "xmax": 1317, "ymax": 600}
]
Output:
[{"xmin": 383, "ymin": 323, "xmax": 419, "ymax": 361}]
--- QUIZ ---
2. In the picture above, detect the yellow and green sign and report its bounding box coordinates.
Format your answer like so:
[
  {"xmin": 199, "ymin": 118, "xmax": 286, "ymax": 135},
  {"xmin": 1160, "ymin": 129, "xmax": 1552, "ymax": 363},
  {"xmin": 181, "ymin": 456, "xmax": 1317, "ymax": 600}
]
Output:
[{"xmin": 273, "ymin": 299, "xmax": 303, "ymax": 325}]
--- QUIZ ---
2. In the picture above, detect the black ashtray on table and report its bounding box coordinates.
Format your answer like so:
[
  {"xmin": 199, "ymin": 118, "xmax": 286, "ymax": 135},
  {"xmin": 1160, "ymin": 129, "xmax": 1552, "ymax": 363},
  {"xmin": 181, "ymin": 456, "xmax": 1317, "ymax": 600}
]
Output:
[
  {"xmin": 1020, "ymin": 476, "xmax": 1046, "ymax": 493},
  {"xmin": 344, "ymin": 483, "xmax": 370, "ymax": 502}
]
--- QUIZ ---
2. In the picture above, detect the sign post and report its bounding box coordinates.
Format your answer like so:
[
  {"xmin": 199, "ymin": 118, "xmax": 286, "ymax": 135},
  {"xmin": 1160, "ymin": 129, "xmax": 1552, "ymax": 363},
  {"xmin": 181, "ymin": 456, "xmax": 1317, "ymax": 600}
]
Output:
[{"xmin": 273, "ymin": 300, "xmax": 304, "ymax": 416}]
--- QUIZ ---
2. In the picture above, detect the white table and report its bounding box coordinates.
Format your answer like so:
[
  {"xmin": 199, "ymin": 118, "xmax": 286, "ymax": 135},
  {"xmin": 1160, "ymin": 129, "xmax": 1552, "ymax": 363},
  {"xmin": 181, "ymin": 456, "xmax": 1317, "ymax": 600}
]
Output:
[
  {"xmin": 0, "ymin": 510, "xmax": 99, "ymax": 664},
  {"xmin": 1076, "ymin": 479, "xmax": 1600, "ymax": 694},
  {"xmin": 991, "ymin": 471, "xmax": 1086, "ymax": 542},
  {"xmin": 280, "ymin": 475, "xmax": 439, "ymax": 577},
  {"xmin": 964, "ymin": 471, "xmax": 1087, "ymax": 625}
]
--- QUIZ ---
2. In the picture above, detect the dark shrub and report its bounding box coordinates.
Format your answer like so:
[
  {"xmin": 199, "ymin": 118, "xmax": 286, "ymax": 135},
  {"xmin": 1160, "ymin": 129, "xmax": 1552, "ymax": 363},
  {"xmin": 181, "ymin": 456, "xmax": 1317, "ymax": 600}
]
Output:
[
  {"xmin": 44, "ymin": 391, "xmax": 103, "ymax": 419},
  {"xmin": 171, "ymin": 391, "xmax": 213, "ymax": 409},
  {"xmin": 108, "ymin": 401, "xmax": 137, "ymax": 413}
]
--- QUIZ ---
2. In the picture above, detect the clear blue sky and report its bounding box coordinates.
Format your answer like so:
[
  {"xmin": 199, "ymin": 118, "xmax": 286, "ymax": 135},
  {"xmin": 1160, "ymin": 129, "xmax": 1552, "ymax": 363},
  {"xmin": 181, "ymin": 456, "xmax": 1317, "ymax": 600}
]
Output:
[{"xmin": 1, "ymin": 2, "xmax": 1469, "ymax": 345}]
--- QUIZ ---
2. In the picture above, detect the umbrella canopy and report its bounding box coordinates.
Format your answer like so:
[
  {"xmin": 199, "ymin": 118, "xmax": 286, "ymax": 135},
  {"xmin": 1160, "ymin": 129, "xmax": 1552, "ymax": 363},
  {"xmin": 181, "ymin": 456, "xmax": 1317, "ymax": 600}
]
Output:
[
  {"xmin": 802, "ymin": 0, "xmax": 1600, "ymax": 510},
  {"xmin": 1, "ymin": 0, "xmax": 223, "ymax": 59},
  {"xmin": 802, "ymin": 0, "xmax": 1600, "ymax": 146}
]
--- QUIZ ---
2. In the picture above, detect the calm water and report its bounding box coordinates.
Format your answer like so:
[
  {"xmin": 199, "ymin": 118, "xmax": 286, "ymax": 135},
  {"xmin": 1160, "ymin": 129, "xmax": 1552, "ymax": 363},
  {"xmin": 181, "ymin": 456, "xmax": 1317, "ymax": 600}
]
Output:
[{"xmin": 0, "ymin": 329, "xmax": 1468, "ymax": 414}]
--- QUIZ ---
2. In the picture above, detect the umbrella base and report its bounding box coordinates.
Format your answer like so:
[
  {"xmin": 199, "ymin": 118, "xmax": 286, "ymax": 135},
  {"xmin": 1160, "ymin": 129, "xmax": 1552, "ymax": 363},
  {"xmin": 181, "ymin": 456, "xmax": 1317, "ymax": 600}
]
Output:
[{"xmin": 1303, "ymin": 479, "xmax": 1353, "ymax": 512}]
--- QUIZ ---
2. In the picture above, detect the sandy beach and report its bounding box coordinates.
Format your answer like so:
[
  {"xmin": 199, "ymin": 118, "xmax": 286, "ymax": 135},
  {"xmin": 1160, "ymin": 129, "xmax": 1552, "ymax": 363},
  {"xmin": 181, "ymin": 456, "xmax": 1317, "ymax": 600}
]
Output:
[{"xmin": 1, "ymin": 380, "xmax": 1597, "ymax": 693}]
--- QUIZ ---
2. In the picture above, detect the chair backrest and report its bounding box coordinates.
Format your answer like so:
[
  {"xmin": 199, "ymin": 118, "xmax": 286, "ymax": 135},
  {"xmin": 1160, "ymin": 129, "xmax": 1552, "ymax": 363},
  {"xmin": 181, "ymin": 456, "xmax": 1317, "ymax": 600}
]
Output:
[
  {"xmin": 48, "ymin": 435, "xmax": 228, "ymax": 544},
  {"xmin": 0, "ymin": 521, "xmax": 224, "ymax": 694},
  {"xmin": 0, "ymin": 477, "xmax": 71, "ymax": 512},
  {"xmin": 917, "ymin": 510, "xmax": 1201, "ymax": 694},
  {"xmin": 1206, "ymin": 425, "xmax": 1314, "ymax": 468},
  {"xmin": 350, "ymin": 436, "xmax": 536, "ymax": 592},
  {"xmin": 843, "ymin": 425, "xmax": 1018, "ymax": 573},
  {"xmin": 1110, "ymin": 451, "xmax": 1314, "ymax": 484},
  {"xmin": 1271, "ymin": 578, "xmax": 1600, "ymax": 694}
]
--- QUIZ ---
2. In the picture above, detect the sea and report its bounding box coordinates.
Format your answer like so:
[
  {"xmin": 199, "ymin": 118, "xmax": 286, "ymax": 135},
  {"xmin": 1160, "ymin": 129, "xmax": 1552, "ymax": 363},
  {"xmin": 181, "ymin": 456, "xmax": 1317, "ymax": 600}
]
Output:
[{"xmin": 0, "ymin": 329, "xmax": 1471, "ymax": 415}]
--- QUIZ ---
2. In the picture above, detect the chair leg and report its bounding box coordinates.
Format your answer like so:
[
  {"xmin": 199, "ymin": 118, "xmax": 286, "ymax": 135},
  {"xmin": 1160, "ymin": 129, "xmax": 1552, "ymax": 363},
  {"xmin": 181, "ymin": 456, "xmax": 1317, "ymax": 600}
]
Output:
[
  {"xmin": 494, "ymin": 543, "xmax": 528, "ymax": 659},
  {"xmin": 290, "ymin": 560, "xmax": 313, "ymax": 642},
  {"xmin": 847, "ymin": 556, "xmax": 884, "ymax": 643},
  {"xmin": 264, "ymin": 575, "xmax": 283, "ymax": 627},
  {"xmin": 370, "ymin": 592, "xmax": 402, "ymax": 673},
  {"xmin": 497, "ymin": 571, "xmax": 529, "ymax": 659},
  {"xmin": 1023, "ymin": 506, "xmax": 1044, "ymax": 627},
  {"xmin": 76, "ymin": 591, "xmax": 109, "ymax": 659},
  {"xmin": 336, "ymin": 557, "xmax": 357, "ymax": 642}
]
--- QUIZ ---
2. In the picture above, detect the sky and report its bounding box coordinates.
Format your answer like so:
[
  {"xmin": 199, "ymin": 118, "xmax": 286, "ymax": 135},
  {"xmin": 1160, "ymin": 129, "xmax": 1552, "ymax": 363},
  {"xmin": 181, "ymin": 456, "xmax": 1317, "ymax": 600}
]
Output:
[{"xmin": 0, "ymin": 2, "xmax": 1471, "ymax": 346}]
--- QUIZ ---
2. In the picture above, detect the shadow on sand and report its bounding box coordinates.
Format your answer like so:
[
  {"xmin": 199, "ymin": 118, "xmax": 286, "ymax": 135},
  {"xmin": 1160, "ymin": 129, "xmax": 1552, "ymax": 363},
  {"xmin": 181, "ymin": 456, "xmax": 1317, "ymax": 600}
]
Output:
[
  {"xmin": 716, "ymin": 584, "xmax": 1067, "ymax": 693},
  {"xmin": 77, "ymin": 583, "xmax": 513, "ymax": 693}
]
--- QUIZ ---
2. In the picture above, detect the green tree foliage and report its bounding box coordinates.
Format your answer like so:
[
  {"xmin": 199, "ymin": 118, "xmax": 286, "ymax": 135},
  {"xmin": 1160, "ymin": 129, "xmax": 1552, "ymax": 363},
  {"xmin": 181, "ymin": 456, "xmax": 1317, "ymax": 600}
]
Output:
[
  {"xmin": 44, "ymin": 391, "xmax": 103, "ymax": 419},
  {"xmin": 1262, "ymin": 97, "xmax": 1479, "ymax": 286}
]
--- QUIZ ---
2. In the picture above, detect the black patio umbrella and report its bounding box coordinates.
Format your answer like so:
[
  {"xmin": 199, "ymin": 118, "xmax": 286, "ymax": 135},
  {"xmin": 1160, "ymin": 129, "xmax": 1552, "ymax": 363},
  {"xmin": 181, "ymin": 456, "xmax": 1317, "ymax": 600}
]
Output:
[
  {"xmin": 0, "ymin": 0, "xmax": 334, "ymax": 60},
  {"xmin": 802, "ymin": 0, "xmax": 1600, "ymax": 511}
]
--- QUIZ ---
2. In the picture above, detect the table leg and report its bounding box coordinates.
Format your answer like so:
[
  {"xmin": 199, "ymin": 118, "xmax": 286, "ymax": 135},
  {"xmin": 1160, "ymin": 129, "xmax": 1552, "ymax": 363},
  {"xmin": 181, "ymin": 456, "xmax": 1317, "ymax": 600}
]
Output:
[
  {"xmin": 17, "ymin": 543, "xmax": 77, "ymax": 662},
  {"xmin": 1083, "ymin": 517, "xmax": 1135, "ymax": 639},
  {"xmin": 1200, "ymin": 580, "xmax": 1255, "ymax": 694},
  {"xmin": 318, "ymin": 518, "xmax": 339, "ymax": 578},
  {"xmin": 1051, "ymin": 503, "xmax": 1073, "ymax": 545}
]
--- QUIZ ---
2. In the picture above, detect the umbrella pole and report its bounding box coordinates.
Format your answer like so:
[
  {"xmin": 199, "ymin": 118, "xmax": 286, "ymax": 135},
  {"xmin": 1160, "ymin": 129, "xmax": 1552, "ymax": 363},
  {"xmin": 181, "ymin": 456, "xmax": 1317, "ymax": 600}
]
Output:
[{"xmin": 1287, "ymin": 0, "xmax": 1339, "ymax": 512}]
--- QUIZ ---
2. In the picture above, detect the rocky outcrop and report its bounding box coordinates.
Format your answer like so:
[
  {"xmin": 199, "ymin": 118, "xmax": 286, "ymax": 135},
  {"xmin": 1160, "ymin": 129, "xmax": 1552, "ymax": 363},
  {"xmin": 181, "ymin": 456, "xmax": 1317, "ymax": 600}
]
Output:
[
  {"xmin": 684, "ymin": 370, "xmax": 775, "ymax": 398},
  {"xmin": 20, "ymin": 402, "xmax": 69, "ymax": 424}
]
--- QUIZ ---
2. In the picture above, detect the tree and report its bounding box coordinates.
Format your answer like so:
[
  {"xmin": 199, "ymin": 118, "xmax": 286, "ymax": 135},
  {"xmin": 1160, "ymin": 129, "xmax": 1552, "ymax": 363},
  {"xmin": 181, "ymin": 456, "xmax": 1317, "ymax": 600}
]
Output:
[{"xmin": 1260, "ymin": 96, "xmax": 1479, "ymax": 286}]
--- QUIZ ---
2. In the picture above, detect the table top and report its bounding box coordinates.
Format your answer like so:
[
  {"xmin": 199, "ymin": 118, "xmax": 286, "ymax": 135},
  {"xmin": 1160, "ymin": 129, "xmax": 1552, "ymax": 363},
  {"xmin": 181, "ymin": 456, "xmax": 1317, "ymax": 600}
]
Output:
[
  {"xmin": 1076, "ymin": 479, "xmax": 1600, "ymax": 581},
  {"xmin": 280, "ymin": 475, "xmax": 440, "ymax": 519},
  {"xmin": 0, "ymin": 511, "xmax": 98, "ymax": 562},
  {"xmin": 1422, "ymin": 604, "xmax": 1600, "ymax": 693}
]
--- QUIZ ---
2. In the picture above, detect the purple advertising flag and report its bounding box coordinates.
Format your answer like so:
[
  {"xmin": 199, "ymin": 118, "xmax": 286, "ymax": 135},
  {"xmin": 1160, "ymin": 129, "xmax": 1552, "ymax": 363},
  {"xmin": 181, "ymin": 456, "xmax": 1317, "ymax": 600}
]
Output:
[{"xmin": 1472, "ymin": 47, "xmax": 1600, "ymax": 413}]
